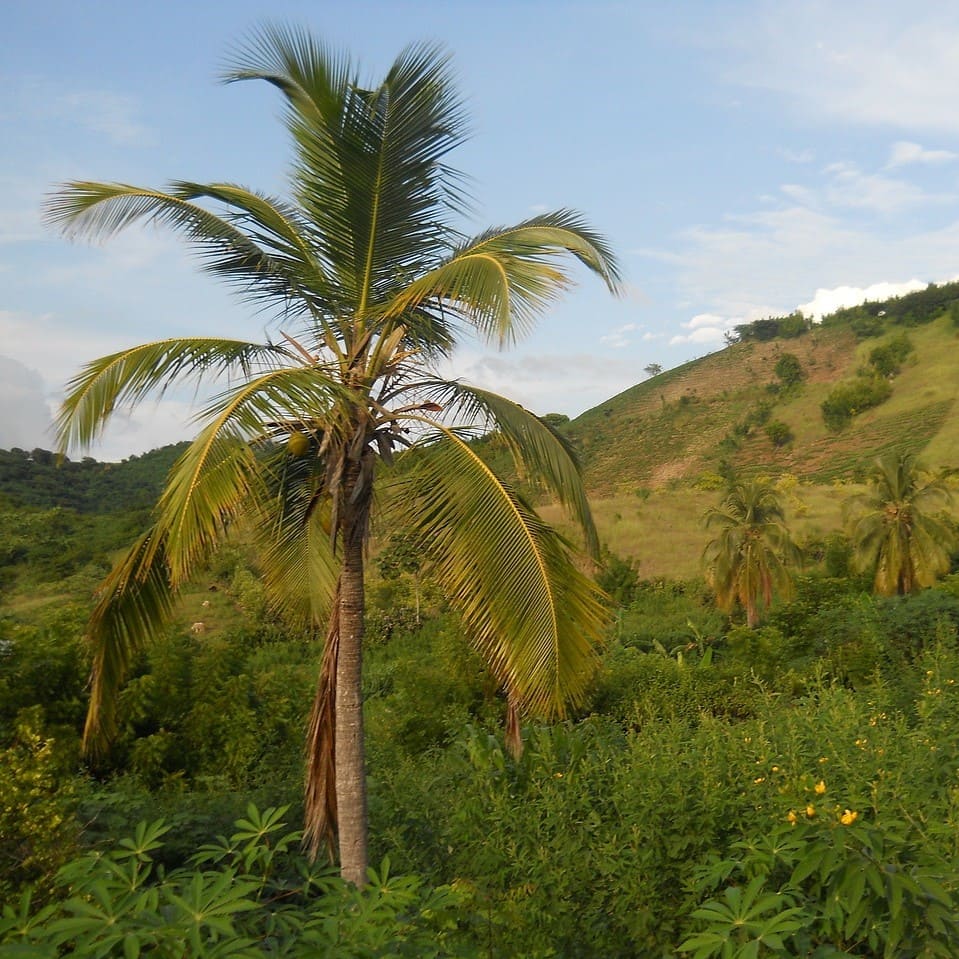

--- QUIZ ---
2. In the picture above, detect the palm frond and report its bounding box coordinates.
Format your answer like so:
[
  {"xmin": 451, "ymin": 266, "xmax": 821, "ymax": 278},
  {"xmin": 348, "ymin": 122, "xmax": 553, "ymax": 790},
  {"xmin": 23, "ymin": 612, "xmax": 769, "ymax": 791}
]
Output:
[
  {"xmin": 156, "ymin": 366, "xmax": 351, "ymax": 583},
  {"xmin": 45, "ymin": 182, "xmax": 334, "ymax": 320},
  {"xmin": 83, "ymin": 529, "xmax": 176, "ymax": 756},
  {"xmin": 381, "ymin": 210, "xmax": 622, "ymax": 347},
  {"xmin": 56, "ymin": 338, "xmax": 281, "ymax": 453},
  {"xmin": 251, "ymin": 447, "xmax": 339, "ymax": 626},
  {"xmin": 415, "ymin": 380, "xmax": 599, "ymax": 556},
  {"xmin": 389, "ymin": 426, "xmax": 606, "ymax": 717},
  {"xmin": 225, "ymin": 29, "xmax": 469, "ymax": 320}
]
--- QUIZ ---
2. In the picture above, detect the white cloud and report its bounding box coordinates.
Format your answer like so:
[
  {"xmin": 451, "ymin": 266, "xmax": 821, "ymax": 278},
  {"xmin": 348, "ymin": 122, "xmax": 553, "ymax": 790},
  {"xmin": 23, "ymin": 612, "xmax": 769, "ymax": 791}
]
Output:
[
  {"xmin": 669, "ymin": 313, "xmax": 741, "ymax": 345},
  {"xmin": 782, "ymin": 162, "xmax": 939, "ymax": 216},
  {"xmin": 0, "ymin": 356, "xmax": 54, "ymax": 450},
  {"xmin": 720, "ymin": 2, "xmax": 959, "ymax": 134},
  {"xmin": 778, "ymin": 148, "xmax": 815, "ymax": 164},
  {"xmin": 57, "ymin": 91, "xmax": 151, "ymax": 147},
  {"xmin": 685, "ymin": 312, "xmax": 726, "ymax": 330},
  {"xmin": 798, "ymin": 278, "xmax": 936, "ymax": 320},
  {"xmin": 599, "ymin": 322, "xmax": 638, "ymax": 348},
  {"xmin": 439, "ymin": 349, "xmax": 641, "ymax": 419},
  {"xmin": 821, "ymin": 162, "xmax": 934, "ymax": 213},
  {"xmin": 887, "ymin": 141, "xmax": 957, "ymax": 168}
]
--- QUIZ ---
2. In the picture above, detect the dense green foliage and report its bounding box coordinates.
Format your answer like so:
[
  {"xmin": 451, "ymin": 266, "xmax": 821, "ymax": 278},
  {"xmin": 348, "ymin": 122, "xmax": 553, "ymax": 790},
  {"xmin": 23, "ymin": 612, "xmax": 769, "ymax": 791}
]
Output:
[
  {"xmin": 7, "ymin": 505, "xmax": 959, "ymax": 954},
  {"xmin": 0, "ymin": 445, "xmax": 186, "ymax": 514},
  {"xmin": 867, "ymin": 332, "xmax": 914, "ymax": 378},
  {"xmin": 821, "ymin": 375, "xmax": 892, "ymax": 431},
  {"xmin": 733, "ymin": 312, "xmax": 810, "ymax": 343},
  {"xmin": 821, "ymin": 280, "xmax": 959, "ymax": 332}
]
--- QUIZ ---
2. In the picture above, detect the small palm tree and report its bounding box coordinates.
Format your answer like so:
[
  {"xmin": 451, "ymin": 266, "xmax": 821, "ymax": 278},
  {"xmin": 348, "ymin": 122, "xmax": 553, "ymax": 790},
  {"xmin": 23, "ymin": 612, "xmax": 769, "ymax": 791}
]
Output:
[
  {"xmin": 845, "ymin": 452, "xmax": 955, "ymax": 595},
  {"xmin": 45, "ymin": 28, "xmax": 621, "ymax": 885},
  {"xmin": 703, "ymin": 477, "xmax": 800, "ymax": 627}
]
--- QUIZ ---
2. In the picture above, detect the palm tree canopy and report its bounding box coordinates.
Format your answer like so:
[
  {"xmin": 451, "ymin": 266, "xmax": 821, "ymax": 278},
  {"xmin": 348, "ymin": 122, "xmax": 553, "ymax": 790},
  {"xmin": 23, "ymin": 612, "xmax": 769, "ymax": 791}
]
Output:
[
  {"xmin": 845, "ymin": 453, "xmax": 956, "ymax": 595},
  {"xmin": 45, "ymin": 27, "xmax": 622, "ymax": 877},
  {"xmin": 702, "ymin": 477, "xmax": 800, "ymax": 626}
]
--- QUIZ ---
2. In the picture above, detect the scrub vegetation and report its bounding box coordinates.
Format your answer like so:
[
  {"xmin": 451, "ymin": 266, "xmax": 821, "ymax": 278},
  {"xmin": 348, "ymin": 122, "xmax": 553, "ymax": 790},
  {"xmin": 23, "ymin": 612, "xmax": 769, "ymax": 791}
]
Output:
[{"xmin": 7, "ymin": 29, "xmax": 959, "ymax": 959}]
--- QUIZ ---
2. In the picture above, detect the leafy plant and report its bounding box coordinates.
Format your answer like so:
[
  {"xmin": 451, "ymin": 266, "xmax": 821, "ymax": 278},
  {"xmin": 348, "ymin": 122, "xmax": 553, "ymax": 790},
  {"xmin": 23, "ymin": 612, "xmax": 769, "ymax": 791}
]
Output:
[
  {"xmin": 0, "ymin": 805, "xmax": 478, "ymax": 958},
  {"xmin": 821, "ymin": 375, "xmax": 892, "ymax": 431}
]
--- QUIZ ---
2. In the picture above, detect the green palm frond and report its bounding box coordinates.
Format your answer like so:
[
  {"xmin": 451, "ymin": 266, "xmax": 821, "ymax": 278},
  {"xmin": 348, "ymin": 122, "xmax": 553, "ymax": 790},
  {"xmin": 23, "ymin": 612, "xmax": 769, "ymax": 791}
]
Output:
[
  {"xmin": 391, "ymin": 427, "xmax": 606, "ymax": 716},
  {"xmin": 155, "ymin": 426, "xmax": 259, "ymax": 585},
  {"xmin": 226, "ymin": 30, "xmax": 469, "ymax": 317},
  {"xmin": 45, "ymin": 182, "xmax": 330, "ymax": 319},
  {"xmin": 83, "ymin": 528, "xmax": 176, "ymax": 755},
  {"xmin": 381, "ymin": 210, "xmax": 621, "ymax": 346},
  {"xmin": 157, "ymin": 366, "xmax": 351, "ymax": 582},
  {"xmin": 251, "ymin": 447, "xmax": 339, "ymax": 626},
  {"xmin": 846, "ymin": 453, "xmax": 956, "ymax": 594},
  {"xmin": 416, "ymin": 380, "xmax": 599, "ymax": 556},
  {"xmin": 56, "ymin": 338, "xmax": 282, "ymax": 452}
]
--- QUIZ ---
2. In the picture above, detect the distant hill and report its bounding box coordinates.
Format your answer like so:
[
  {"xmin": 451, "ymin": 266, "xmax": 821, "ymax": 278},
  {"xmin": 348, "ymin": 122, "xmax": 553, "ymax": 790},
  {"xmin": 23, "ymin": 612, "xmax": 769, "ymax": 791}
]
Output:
[
  {"xmin": 569, "ymin": 281, "xmax": 959, "ymax": 496},
  {"xmin": 0, "ymin": 443, "xmax": 189, "ymax": 513}
]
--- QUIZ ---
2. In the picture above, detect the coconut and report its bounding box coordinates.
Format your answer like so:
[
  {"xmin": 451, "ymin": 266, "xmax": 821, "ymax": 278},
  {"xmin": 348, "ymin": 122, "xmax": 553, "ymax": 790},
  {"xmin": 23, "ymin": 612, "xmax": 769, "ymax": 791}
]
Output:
[{"xmin": 287, "ymin": 431, "xmax": 310, "ymax": 456}]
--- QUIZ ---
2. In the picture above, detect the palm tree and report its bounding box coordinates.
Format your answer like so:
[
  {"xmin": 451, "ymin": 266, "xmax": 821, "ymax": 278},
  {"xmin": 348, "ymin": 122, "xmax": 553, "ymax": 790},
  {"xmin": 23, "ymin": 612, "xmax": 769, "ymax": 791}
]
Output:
[
  {"xmin": 45, "ymin": 28, "xmax": 621, "ymax": 886},
  {"xmin": 845, "ymin": 452, "xmax": 955, "ymax": 595},
  {"xmin": 702, "ymin": 477, "xmax": 799, "ymax": 627}
]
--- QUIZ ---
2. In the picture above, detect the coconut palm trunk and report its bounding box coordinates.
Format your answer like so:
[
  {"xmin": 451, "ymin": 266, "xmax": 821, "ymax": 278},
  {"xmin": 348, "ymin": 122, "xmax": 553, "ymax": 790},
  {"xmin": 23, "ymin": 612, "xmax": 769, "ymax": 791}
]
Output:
[
  {"xmin": 332, "ymin": 453, "xmax": 372, "ymax": 883},
  {"xmin": 45, "ymin": 27, "xmax": 621, "ymax": 883},
  {"xmin": 336, "ymin": 531, "xmax": 369, "ymax": 884}
]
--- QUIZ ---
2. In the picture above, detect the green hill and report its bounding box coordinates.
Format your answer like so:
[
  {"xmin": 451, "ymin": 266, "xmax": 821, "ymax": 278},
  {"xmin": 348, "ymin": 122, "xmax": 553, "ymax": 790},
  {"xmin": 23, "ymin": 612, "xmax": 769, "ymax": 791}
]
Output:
[
  {"xmin": 571, "ymin": 285, "xmax": 959, "ymax": 494},
  {"xmin": 554, "ymin": 281, "xmax": 959, "ymax": 578},
  {"xmin": 0, "ymin": 443, "xmax": 189, "ymax": 513}
]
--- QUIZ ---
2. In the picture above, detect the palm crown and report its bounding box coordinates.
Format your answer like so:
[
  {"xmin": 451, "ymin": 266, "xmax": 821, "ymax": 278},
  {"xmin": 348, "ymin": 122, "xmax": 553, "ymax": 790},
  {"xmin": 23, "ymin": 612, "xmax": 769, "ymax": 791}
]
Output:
[
  {"xmin": 703, "ymin": 477, "xmax": 800, "ymax": 628},
  {"xmin": 846, "ymin": 453, "xmax": 955, "ymax": 596},
  {"xmin": 45, "ymin": 27, "xmax": 621, "ymax": 883}
]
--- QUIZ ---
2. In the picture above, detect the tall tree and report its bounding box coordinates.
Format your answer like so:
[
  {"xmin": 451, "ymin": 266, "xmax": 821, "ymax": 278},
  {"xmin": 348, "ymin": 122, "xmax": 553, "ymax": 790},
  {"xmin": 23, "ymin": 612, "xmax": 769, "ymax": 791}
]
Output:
[
  {"xmin": 45, "ymin": 28, "xmax": 621, "ymax": 886},
  {"xmin": 845, "ymin": 453, "xmax": 955, "ymax": 596},
  {"xmin": 702, "ymin": 477, "xmax": 799, "ymax": 627}
]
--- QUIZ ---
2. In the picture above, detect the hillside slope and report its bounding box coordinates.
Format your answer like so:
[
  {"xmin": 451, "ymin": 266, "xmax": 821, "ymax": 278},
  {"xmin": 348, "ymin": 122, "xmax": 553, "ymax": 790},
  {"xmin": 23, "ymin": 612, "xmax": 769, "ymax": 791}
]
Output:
[{"xmin": 570, "ymin": 296, "xmax": 959, "ymax": 496}]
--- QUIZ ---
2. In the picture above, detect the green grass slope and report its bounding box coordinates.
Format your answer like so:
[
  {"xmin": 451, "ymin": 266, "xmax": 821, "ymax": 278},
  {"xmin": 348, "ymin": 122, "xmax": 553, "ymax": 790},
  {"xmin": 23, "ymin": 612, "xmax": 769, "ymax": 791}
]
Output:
[
  {"xmin": 571, "ymin": 315, "xmax": 959, "ymax": 495},
  {"xmin": 562, "ymin": 284, "xmax": 959, "ymax": 578}
]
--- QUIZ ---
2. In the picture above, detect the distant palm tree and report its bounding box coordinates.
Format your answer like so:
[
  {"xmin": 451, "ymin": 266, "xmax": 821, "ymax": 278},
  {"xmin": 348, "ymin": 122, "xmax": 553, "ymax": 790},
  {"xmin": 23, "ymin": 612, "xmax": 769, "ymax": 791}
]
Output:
[
  {"xmin": 45, "ymin": 28, "xmax": 620, "ymax": 885},
  {"xmin": 845, "ymin": 453, "xmax": 955, "ymax": 595},
  {"xmin": 703, "ymin": 477, "xmax": 799, "ymax": 627}
]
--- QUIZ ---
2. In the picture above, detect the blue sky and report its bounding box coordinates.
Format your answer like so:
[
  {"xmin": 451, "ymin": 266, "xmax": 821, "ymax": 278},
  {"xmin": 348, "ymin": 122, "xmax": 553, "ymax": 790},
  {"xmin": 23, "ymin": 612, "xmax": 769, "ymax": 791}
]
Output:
[{"xmin": 3, "ymin": 0, "xmax": 959, "ymax": 459}]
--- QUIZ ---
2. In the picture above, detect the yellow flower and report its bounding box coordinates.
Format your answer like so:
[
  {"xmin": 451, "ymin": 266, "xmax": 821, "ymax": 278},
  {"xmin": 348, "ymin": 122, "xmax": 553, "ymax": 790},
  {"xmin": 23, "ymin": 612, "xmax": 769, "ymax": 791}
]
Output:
[
  {"xmin": 840, "ymin": 809, "xmax": 858, "ymax": 826},
  {"xmin": 815, "ymin": 780, "xmax": 826, "ymax": 795},
  {"xmin": 754, "ymin": 776, "xmax": 766, "ymax": 784},
  {"xmin": 787, "ymin": 810, "xmax": 798, "ymax": 824},
  {"xmin": 805, "ymin": 804, "xmax": 816, "ymax": 817}
]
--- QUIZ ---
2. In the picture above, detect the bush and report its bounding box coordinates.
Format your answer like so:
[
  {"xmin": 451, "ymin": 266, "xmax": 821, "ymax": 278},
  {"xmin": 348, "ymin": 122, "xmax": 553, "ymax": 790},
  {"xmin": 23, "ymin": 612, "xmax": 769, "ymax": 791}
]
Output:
[
  {"xmin": 1, "ymin": 805, "xmax": 477, "ymax": 958},
  {"xmin": 821, "ymin": 375, "xmax": 892, "ymax": 430},
  {"xmin": 0, "ymin": 708, "xmax": 80, "ymax": 903},
  {"xmin": 868, "ymin": 332, "xmax": 913, "ymax": 377},
  {"xmin": 773, "ymin": 353, "xmax": 804, "ymax": 388},
  {"xmin": 765, "ymin": 420, "xmax": 793, "ymax": 447}
]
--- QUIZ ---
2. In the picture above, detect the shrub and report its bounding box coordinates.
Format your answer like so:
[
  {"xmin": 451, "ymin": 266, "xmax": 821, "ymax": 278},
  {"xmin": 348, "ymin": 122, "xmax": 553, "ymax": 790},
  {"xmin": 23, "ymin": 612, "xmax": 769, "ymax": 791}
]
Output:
[
  {"xmin": 821, "ymin": 375, "xmax": 892, "ymax": 430},
  {"xmin": 868, "ymin": 332, "xmax": 913, "ymax": 377},
  {"xmin": 765, "ymin": 420, "xmax": 793, "ymax": 447},
  {"xmin": 0, "ymin": 708, "xmax": 80, "ymax": 903},
  {"xmin": 773, "ymin": 353, "xmax": 804, "ymax": 388},
  {"xmin": 0, "ymin": 805, "xmax": 476, "ymax": 958},
  {"xmin": 680, "ymin": 812, "xmax": 959, "ymax": 958}
]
